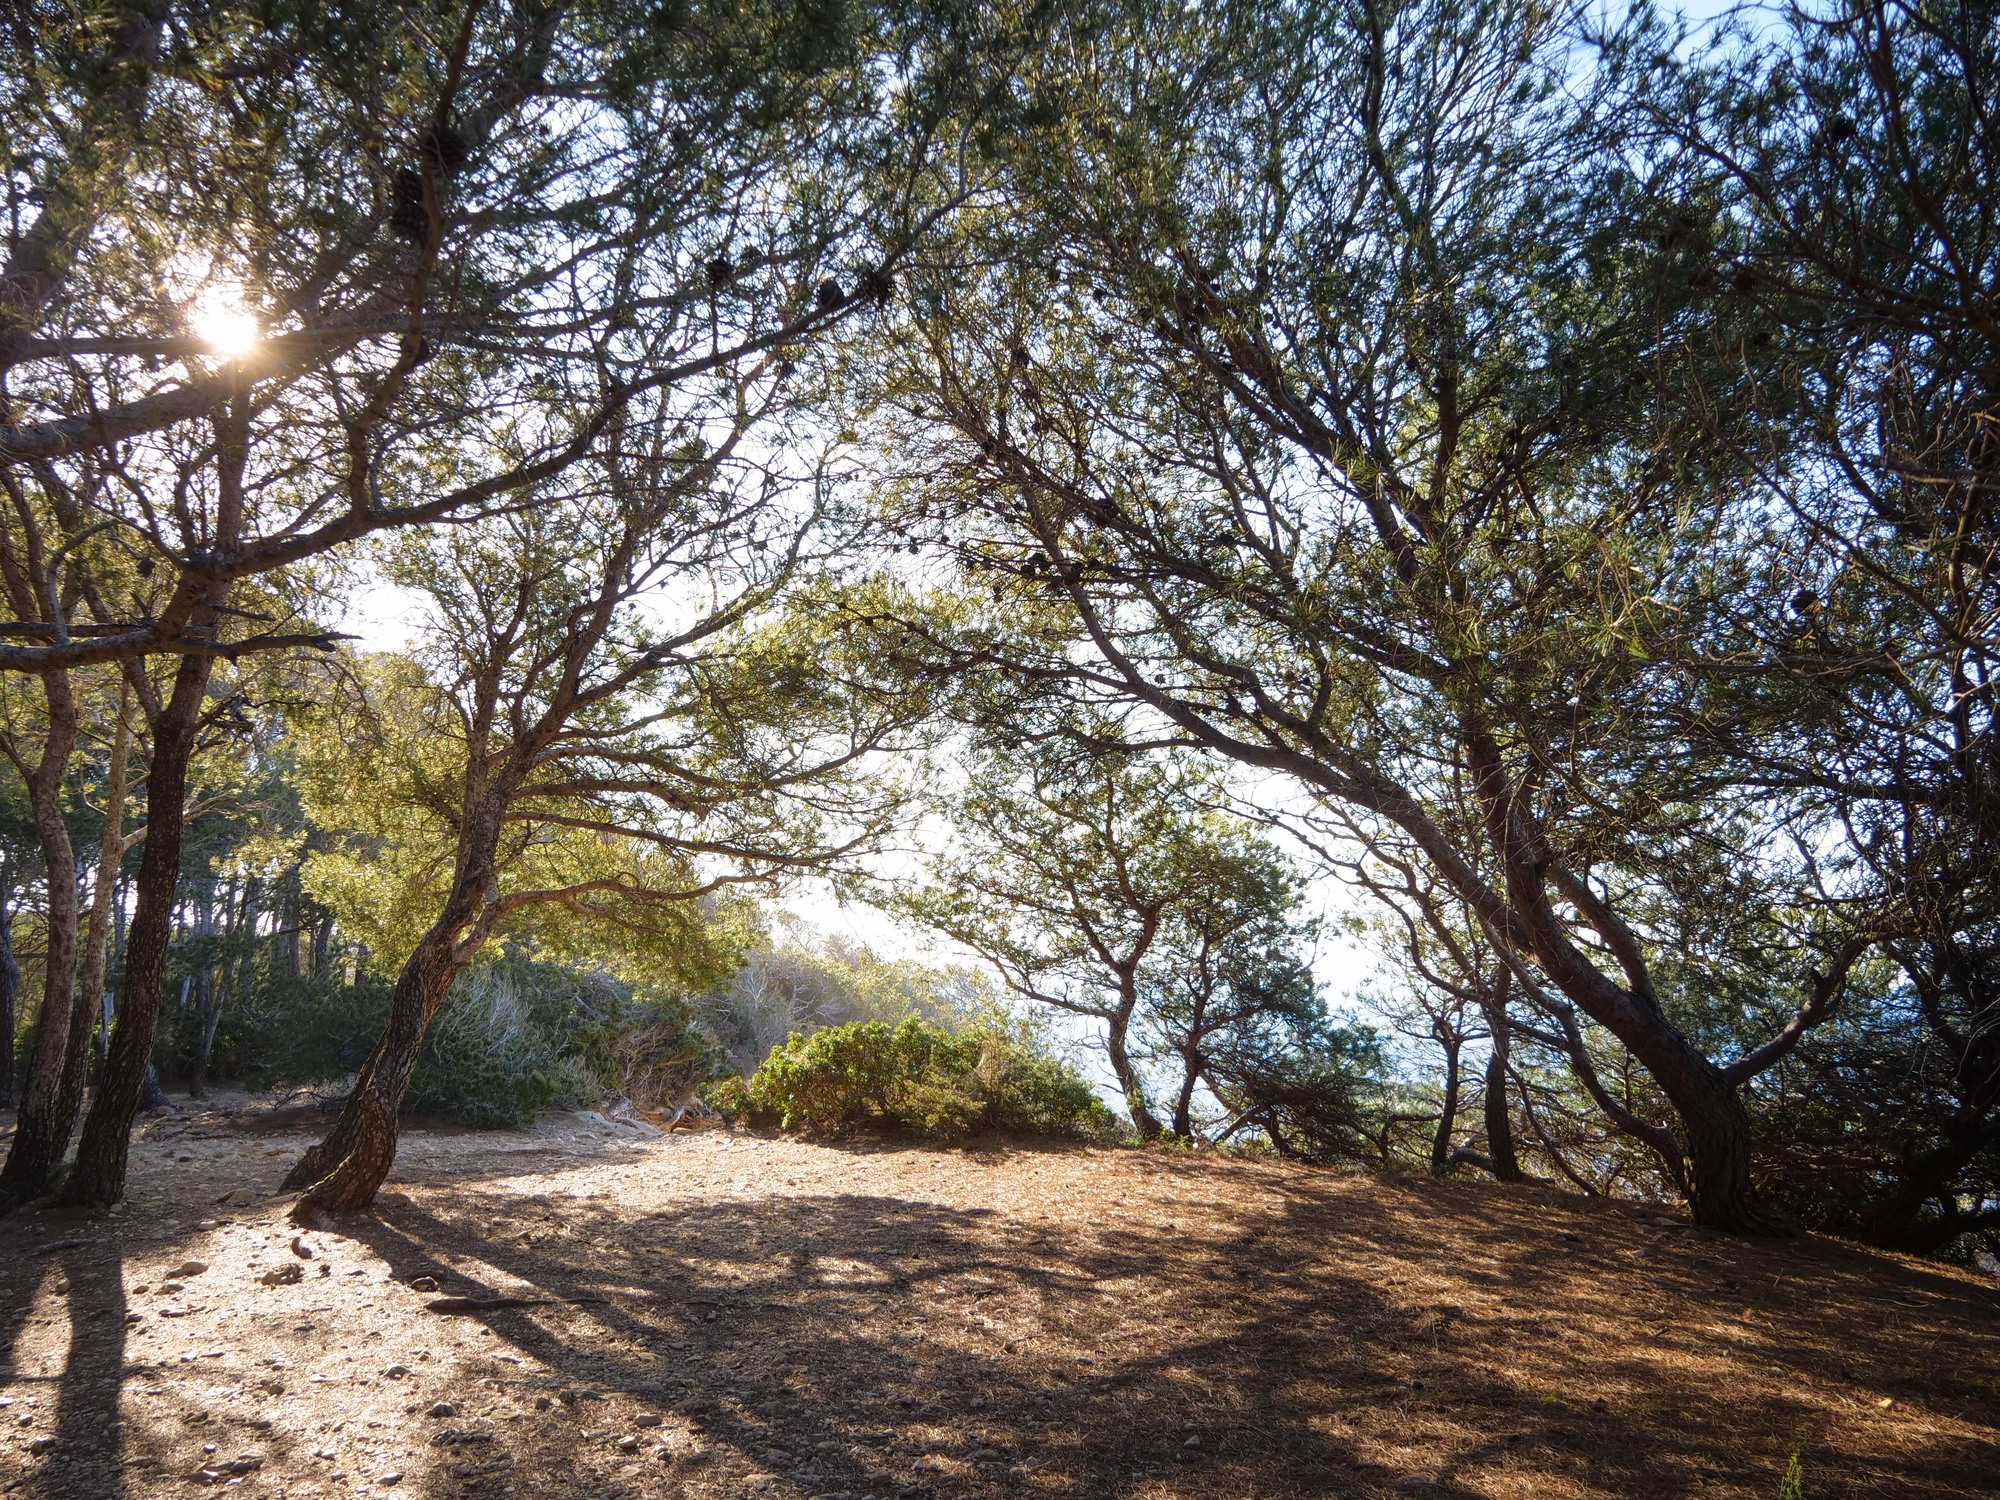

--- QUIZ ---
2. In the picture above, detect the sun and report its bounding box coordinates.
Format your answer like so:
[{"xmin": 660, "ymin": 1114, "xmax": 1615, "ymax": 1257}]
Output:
[{"xmin": 191, "ymin": 284, "xmax": 259, "ymax": 357}]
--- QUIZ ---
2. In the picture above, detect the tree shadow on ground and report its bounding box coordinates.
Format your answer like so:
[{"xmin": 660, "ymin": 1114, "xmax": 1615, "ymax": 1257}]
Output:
[
  {"xmin": 3, "ymin": 1123, "xmax": 1997, "ymax": 1500},
  {"xmin": 329, "ymin": 1155, "xmax": 2000, "ymax": 1500},
  {"xmin": 1, "ymin": 1212, "xmax": 131, "ymax": 1500}
]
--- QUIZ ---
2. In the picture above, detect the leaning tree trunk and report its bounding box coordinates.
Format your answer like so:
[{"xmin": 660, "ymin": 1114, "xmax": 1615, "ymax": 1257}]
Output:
[
  {"xmin": 60, "ymin": 649, "xmax": 213, "ymax": 1208},
  {"xmin": 1483, "ymin": 995, "xmax": 1523, "ymax": 1182},
  {"xmin": 1613, "ymin": 1018, "xmax": 1791, "ymax": 1235},
  {"xmin": 283, "ymin": 925, "xmax": 475, "ymax": 1216},
  {"xmin": 0, "ymin": 670, "xmax": 83, "ymax": 1205},
  {"xmin": 1500, "ymin": 854, "xmax": 1792, "ymax": 1233},
  {"xmin": 287, "ymin": 784, "xmax": 509, "ymax": 1217},
  {"xmin": 1541, "ymin": 980, "xmax": 1782, "ymax": 1231},
  {"xmin": 1104, "ymin": 1005, "xmax": 1162, "ymax": 1142}
]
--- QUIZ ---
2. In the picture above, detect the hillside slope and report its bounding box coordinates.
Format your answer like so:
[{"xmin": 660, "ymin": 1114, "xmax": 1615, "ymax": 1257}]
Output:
[{"xmin": 2, "ymin": 1104, "xmax": 1996, "ymax": 1499}]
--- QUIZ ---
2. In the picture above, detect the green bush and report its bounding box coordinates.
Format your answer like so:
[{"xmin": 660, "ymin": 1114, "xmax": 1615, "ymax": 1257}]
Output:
[
  {"xmin": 160, "ymin": 972, "xmax": 389, "ymax": 1092},
  {"xmin": 253, "ymin": 959, "xmax": 625, "ymax": 1129},
  {"xmin": 700, "ymin": 1073, "xmax": 778, "ymax": 1127},
  {"xmin": 743, "ymin": 1017, "xmax": 1117, "ymax": 1141}
]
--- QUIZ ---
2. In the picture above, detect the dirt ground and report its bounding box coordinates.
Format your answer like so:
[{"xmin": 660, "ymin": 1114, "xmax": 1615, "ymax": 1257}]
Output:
[{"xmin": 2, "ymin": 1097, "xmax": 1997, "ymax": 1500}]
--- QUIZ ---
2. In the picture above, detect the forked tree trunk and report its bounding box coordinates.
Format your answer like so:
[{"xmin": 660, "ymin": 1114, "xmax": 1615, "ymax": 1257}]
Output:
[
  {"xmin": 1607, "ymin": 1016, "xmax": 1788, "ymax": 1234},
  {"xmin": 0, "ymin": 670, "xmax": 83, "ymax": 1205},
  {"xmin": 1494, "ymin": 841, "xmax": 1792, "ymax": 1233},
  {"xmin": 1483, "ymin": 999, "xmax": 1522, "ymax": 1182},
  {"xmin": 60, "ymin": 649, "xmax": 213, "ymax": 1208}
]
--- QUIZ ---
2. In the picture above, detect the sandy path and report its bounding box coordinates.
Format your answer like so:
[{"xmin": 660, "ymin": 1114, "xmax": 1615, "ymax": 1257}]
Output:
[{"xmin": 2, "ymin": 1101, "xmax": 1997, "ymax": 1499}]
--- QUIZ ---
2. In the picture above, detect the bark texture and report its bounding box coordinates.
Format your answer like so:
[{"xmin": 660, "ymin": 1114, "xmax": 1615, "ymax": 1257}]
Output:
[
  {"xmin": 0, "ymin": 670, "xmax": 82, "ymax": 1205},
  {"xmin": 1106, "ymin": 1004, "xmax": 1162, "ymax": 1142},
  {"xmin": 0, "ymin": 876, "xmax": 18, "ymax": 1110},
  {"xmin": 59, "ymin": 649, "xmax": 211, "ymax": 1206},
  {"xmin": 1483, "ymin": 997, "xmax": 1522, "ymax": 1182},
  {"xmin": 286, "ymin": 787, "xmax": 507, "ymax": 1215},
  {"xmin": 1430, "ymin": 1023, "xmax": 1462, "ymax": 1176}
]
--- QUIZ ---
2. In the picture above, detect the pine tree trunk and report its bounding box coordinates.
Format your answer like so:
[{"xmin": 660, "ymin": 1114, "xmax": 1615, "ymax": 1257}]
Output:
[
  {"xmin": 190, "ymin": 972, "xmax": 221, "ymax": 1099},
  {"xmin": 1483, "ymin": 998, "xmax": 1523, "ymax": 1182},
  {"xmin": 1668, "ymin": 1061, "xmax": 1791, "ymax": 1234},
  {"xmin": 1171, "ymin": 1046, "xmax": 1199, "ymax": 1139},
  {"xmin": 59, "ymin": 649, "xmax": 214, "ymax": 1208},
  {"xmin": 0, "ymin": 670, "xmax": 83, "ymax": 1205},
  {"xmin": 286, "ymin": 927, "xmax": 471, "ymax": 1214},
  {"xmin": 78, "ymin": 689, "xmax": 132, "ymax": 1084},
  {"xmin": 0, "ymin": 877, "xmax": 18, "ymax": 1111},
  {"xmin": 187, "ymin": 878, "xmax": 216, "ymax": 1098},
  {"xmin": 1574, "ymin": 983, "xmax": 1788, "ymax": 1232},
  {"xmin": 1430, "ymin": 1025, "xmax": 1462, "ymax": 1176},
  {"xmin": 287, "ymin": 781, "xmax": 510, "ymax": 1216},
  {"xmin": 1105, "ymin": 1007, "xmax": 1161, "ymax": 1141}
]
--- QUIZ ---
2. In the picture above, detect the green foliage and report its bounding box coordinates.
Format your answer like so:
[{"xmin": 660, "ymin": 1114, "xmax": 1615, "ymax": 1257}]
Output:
[
  {"xmin": 252, "ymin": 959, "xmax": 632, "ymax": 1129},
  {"xmin": 1778, "ymin": 1452, "xmax": 1806, "ymax": 1500},
  {"xmin": 743, "ymin": 1017, "xmax": 1117, "ymax": 1141},
  {"xmin": 700, "ymin": 1074, "xmax": 765, "ymax": 1123},
  {"xmin": 696, "ymin": 929, "xmax": 1001, "ymax": 1074},
  {"xmin": 237, "ymin": 974, "xmax": 394, "ymax": 1086},
  {"xmin": 405, "ymin": 994, "xmax": 596, "ymax": 1129},
  {"xmin": 1210, "ymin": 1019, "xmax": 1389, "ymax": 1166},
  {"xmin": 614, "ymin": 989, "xmax": 727, "ymax": 1115}
]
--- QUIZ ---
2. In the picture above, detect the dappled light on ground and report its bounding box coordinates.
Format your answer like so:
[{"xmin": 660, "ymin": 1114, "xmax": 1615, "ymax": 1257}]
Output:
[{"xmin": 3, "ymin": 1107, "xmax": 1997, "ymax": 1498}]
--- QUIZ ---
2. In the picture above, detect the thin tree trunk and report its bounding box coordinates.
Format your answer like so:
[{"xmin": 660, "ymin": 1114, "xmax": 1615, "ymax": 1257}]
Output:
[
  {"xmin": 78, "ymin": 685, "xmax": 132, "ymax": 1085},
  {"xmin": 188, "ymin": 875, "xmax": 221, "ymax": 1098},
  {"xmin": 60, "ymin": 647, "xmax": 214, "ymax": 1207},
  {"xmin": 0, "ymin": 669, "xmax": 83, "ymax": 1205},
  {"xmin": 0, "ymin": 875, "xmax": 18, "ymax": 1111},
  {"xmin": 1430, "ymin": 1020, "xmax": 1462, "ymax": 1176},
  {"xmin": 310, "ymin": 910, "xmax": 335, "ymax": 978},
  {"xmin": 1483, "ymin": 980, "xmax": 1523, "ymax": 1182},
  {"xmin": 190, "ymin": 972, "xmax": 222, "ymax": 1099}
]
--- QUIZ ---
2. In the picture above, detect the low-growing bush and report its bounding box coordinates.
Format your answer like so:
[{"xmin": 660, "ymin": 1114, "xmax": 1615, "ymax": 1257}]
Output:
[{"xmin": 741, "ymin": 1017, "xmax": 1117, "ymax": 1141}]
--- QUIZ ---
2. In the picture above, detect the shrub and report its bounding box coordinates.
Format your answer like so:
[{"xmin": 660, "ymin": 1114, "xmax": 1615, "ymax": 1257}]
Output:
[
  {"xmin": 172, "ymin": 972, "xmax": 390, "ymax": 1092},
  {"xmin": 744, "ymin": 1017, "xmax": 1117, "ymax": 1141},
  {"xmin": 700, "ymin": 1074, "xmax": 760, "ymax": 1120},
  {"xmin": 614, "ymin": 991, "xmax": 724, "ymax": 1117},
  {"xmin": 254, "ymin": 959, "xmax": 626, "ymax": 1128}
]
